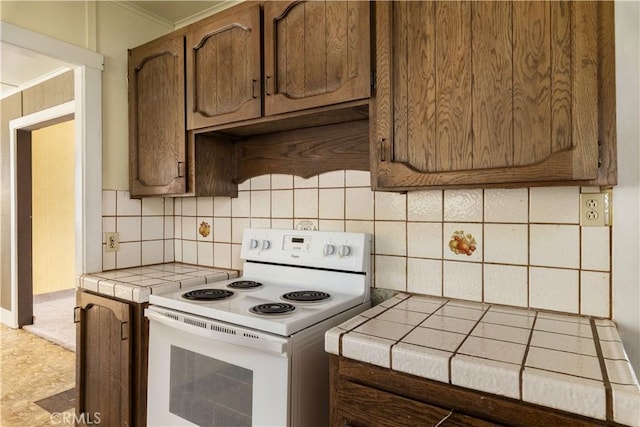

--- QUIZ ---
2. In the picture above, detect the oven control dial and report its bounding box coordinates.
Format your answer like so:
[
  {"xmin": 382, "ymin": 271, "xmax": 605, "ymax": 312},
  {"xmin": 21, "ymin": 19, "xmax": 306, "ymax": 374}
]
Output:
[
  {"xmin": 323, "ymin": 244, "xmax": 336, "ymax": 256},
  {"xmin": 338, "ymin": 245, "xmax": 352, "ymax": 258},
  {"xmin": 261, "ymin": 240, "xmax": 271, "ymax": 250},
  {"xmin": 250, "ymin": 239, "xmax": 259, "ymax": 249}
]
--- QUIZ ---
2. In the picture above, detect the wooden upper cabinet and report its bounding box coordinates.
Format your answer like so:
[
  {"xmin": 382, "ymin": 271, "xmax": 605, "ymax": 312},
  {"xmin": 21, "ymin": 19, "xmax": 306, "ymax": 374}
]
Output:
[
  {"xmin": 186, "ymin": 4, "xmax": 261, "ymax": 129},
  {"xmin": 373, "ymin": 1, "xmax": 615, "ymax": 190},
  {"xmin": 264, "ymin": 1, "xmax": 371, "ymax": 116},
  {"xmin": 129, "ymin": 34, "xmax": 186, "ymax": 196}
]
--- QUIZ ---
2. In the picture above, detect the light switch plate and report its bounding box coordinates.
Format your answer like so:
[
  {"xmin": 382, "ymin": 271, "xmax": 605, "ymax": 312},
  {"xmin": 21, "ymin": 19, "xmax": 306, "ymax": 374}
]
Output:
[{"xmin": 580, "ymin": 192, "xmax": 610, "ymax": 226}]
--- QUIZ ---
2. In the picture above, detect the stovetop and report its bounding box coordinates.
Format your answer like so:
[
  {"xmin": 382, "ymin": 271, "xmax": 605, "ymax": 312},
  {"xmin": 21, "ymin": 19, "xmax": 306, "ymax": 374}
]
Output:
[
  {"xmin": 149, "ymin": 228, "xmax": 372, "ymax": 336},
  {"xmin": 149, "ymin": 275, "xmax": 366, "ymax": 336}
]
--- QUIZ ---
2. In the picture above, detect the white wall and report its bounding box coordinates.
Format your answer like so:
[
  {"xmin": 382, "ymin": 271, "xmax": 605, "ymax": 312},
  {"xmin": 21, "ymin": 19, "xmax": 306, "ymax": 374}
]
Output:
[
  {"xmin": 613, "ymin": 0, "xmax": 640, "ymax": 374},
  {"xmin": 95, "ymin": 2, "xmax": 171, "ymax": 190},
  {"xmin": 0, "ymin": 0, "xmax": 171, "ymax": 190}
]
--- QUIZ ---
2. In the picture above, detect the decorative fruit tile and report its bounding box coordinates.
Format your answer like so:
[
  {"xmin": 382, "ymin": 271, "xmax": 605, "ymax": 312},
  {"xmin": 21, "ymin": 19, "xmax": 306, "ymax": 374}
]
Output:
[{"xmin": 443, "ymin": 223, "xmax": 483, "ymax": 262}]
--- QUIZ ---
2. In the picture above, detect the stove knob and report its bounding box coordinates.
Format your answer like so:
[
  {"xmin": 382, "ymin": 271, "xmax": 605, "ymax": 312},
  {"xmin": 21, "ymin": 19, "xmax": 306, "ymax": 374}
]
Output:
[
  {"xmin": 339, "ymin": 245, "xmax": 352, "ymax": 258},
  {"xmin": 261, "ymin": 240, "xmax": 271, "ymax": 250},
  {"xmin": 250, "ymin": 239, "xmax": 259, "ymax": 250},
  {"xmin": 323, "ymin": 244, "xmax": 336, "ymax": 256}
]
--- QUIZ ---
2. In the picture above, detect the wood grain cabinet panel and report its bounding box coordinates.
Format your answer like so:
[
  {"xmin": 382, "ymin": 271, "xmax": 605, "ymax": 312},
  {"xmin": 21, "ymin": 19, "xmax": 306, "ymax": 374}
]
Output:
[
  {"xmin": 75, "ymin": 291, "xmax": 150, "ymax": 426},
  {"xmin": 75, "ymin": 291, "xmax": 131, "ymax": 426},
  {"xmin": 372, "ymin": 1, "xmax": 616, "ymax": 190},
  {"xmin": 264, "ymin": 1, "xmax": 371, "ymax": 116},
  {"xmin": 186, "ymin": 4, "xmax": 261, "ymax": 129},
  {"xmin": 128, "ymin": 34, "xmax": 186, "ymax": 196},
  {"xmin": 330, "ymin": 356, "xmax": 616, "ymax": 427}
]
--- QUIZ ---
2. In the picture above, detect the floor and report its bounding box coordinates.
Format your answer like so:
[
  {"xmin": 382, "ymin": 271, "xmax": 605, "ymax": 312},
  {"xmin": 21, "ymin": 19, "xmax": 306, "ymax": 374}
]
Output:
[
  {"xmin": 1, "ymin": 324, "xmax": 75, "ymax": 426},
  {"xmin": 23, "ymin": 289, "xmax": 76, "ymax": 352}
]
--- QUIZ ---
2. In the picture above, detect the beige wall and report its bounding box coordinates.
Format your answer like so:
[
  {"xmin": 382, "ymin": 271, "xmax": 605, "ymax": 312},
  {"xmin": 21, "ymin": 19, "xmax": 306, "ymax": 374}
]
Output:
[
  {"xmin": 0, "ymin": 1, "xmax": 92, "ymax": 49},
  {"xmin": 95, "ymin": 1, "xmax": 172, "ymax": 190},
  {"xmin": 0, "ymin": 0, "xmax": 171, "ymax": 190},
  {"xmin": 0, "ymin": 94, "xmax": 22, "ymax": 310},
  {"xmin": 0, "ymin": 1, "xmax": 171, "ymax": 311},
  {"xmin": 31, "ymin": 120, "xmax": 75, "ymax": 295}
]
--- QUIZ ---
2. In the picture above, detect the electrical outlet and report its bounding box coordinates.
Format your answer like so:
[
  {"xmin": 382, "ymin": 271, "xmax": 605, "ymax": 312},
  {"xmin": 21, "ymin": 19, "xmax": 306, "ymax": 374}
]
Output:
[
  {"xmin": 580, "ymin": 192, "xmax": 611, "ymax": 227},
  {"xmin": 105, "ymin": 232, "xmax": 119, "ymax": 252}
]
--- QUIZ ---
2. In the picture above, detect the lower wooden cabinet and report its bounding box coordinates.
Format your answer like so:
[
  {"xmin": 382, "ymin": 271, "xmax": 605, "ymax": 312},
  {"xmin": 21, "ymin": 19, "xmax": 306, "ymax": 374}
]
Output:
[
  {"xmin": 330, "ymin": 356, "xmax": 616, "ymax": 427},
  {"xmin": 75, "ymin": 291, "xmax": 149, "ymax": 427}
]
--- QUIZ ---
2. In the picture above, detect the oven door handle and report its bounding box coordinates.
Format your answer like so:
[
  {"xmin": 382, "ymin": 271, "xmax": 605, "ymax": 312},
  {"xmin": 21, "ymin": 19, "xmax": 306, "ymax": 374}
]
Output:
[{"xmin": 146, "ymin": 310, "xmax": 288, "ymax": 355}]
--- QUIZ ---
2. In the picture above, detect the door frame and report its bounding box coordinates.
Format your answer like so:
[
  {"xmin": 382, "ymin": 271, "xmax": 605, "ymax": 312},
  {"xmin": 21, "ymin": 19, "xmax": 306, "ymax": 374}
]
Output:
[{"xmin": 1, "ymin": 23, "xmax": 104, "ymax": 328}]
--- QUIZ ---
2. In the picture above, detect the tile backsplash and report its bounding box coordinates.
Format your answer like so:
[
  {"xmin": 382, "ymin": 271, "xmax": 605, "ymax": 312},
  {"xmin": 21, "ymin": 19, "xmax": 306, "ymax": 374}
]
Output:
[{"xmin": 102, "ymin": 171, "xmax": 612, "ymax": 318}]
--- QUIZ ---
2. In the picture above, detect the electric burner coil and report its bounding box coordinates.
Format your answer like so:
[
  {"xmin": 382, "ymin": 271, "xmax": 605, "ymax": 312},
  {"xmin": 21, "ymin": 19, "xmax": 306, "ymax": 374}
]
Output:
[
  {"xmin": 282, "ymin": 290, "xmax": 331, "ymax": 302},
  {"xmin": 182, "ymin": 289, "xmax": 234, "ymax": 301},
  {"xmin": 250, "ymin": 303, "xmax": 296, "ymax": 315},
  {"xmin": 227, "ymin": 280, "xmax": 263, "ymax": 290}
]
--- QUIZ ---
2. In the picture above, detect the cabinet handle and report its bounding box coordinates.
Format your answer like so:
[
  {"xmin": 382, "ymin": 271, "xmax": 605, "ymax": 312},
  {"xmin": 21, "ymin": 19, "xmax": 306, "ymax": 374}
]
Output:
[
  {"xmin": 120, "ymin": 321, "xmax": 129, "ymax": 341},
  {"xmin": 73, "ymin": 307, "xmax": 82, "ymax": 323},
  {"xmin": 177, "ymin": 161, "xmax": 184, "ymax": 178},
  {"xmin": 434, "ymin": 409, "xmax": 454, "ymax": 427},
  {"xmin": 265, "ymin": 76, "xmax": 272, "ymax": 96},
  {"xmin": 252, "ymin": 79, "xmax": 258, "ymax": 99},
  {"xmin": 380, "ymin": 138, "xmax": 386, "ymax": 162}
]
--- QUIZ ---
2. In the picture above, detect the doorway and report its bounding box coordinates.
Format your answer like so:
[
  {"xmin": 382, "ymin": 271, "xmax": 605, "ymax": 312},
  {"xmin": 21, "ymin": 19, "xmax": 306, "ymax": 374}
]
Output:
[
  {"xmin": 12, "ymin": 111, "xmax": 75, "ymax": 328},
  {"xmin": 3, "ymin": 21, "xmax": 103, "ymax": 329},
  {"xmin": 18, "ymin": 119, "xmax": 77, "ymax": 350}
]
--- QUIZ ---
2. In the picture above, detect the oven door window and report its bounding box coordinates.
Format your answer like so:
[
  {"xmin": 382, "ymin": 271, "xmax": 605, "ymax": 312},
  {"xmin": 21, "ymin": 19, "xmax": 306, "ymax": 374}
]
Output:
[{"xmin": 170, "ymin": 345, "xmax": 252, "ymax": 426}]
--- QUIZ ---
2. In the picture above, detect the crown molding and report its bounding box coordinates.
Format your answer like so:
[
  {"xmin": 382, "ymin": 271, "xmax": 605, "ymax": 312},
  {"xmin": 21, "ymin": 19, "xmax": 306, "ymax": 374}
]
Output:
[
  {"xmin": 175, "ymin": 1, "xmax": 244, "ymax": 29},
  {"xmin": 110, "ymin": 1, "xmax": 175, "ymax": 30}
]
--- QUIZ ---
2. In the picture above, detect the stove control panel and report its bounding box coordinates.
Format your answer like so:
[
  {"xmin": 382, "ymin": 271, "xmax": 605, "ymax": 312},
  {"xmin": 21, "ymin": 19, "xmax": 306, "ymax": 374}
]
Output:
[{"xmin": 241, "ymin": 228, "xmax": 370, "ymax": 272}]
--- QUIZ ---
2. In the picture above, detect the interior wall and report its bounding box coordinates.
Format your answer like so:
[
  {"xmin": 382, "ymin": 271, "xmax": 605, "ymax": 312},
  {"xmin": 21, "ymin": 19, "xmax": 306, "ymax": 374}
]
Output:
[
  {"xmin": 96, "ymin": 1, "xmax": 172, "ymax": 191},
  {"xmin": 0, "ymin": 1, "xmax": 91, "ymax": 49},
  {"xmin": 0, "ymin": 94, "xmax": 22, "ymax": 310},
  {"xmin": 0, "ymin": 72, "xmax": 74, "ymax": 311},
  {"xmin": 31, "ymin": 120, "xmax": 76, "ymax": 295},
  {"xmin": 613, "ymin": 0, "xmax": 640, "ymax": 375},
  {"xmin": 0, "ymin": 0, "xmax": 171, "ymax": 192},
  {"xmin": 0, "ymin": 1, "xmax": 171, "ymax": 312}
]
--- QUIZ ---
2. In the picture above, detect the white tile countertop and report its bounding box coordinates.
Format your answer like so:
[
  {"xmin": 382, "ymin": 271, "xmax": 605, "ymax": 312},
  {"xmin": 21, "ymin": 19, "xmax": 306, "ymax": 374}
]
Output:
[
  {"xmin": 77, "ymin": 263, "xmax": 238, "ymax": 303},
  {"xmin": 325, "ymin": 293, "xmax": 640, "ymax": 426}
]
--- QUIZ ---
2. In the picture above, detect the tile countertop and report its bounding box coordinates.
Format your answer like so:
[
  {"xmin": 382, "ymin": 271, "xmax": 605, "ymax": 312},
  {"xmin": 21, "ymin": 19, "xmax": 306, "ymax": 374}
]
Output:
[
  {"xmin": 77, "ymin": 263, "xmax": 239, "ymax": 303},
  {"xmin": 325, "ymin": 293, "xmax": 640, "ymax": 427}
]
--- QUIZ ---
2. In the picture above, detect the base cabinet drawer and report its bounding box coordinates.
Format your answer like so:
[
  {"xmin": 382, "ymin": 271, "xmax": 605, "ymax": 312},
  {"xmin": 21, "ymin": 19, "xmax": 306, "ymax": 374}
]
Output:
[{"xmin": 334, "ymin": 379, "xmax": 498, "ymax": 427}]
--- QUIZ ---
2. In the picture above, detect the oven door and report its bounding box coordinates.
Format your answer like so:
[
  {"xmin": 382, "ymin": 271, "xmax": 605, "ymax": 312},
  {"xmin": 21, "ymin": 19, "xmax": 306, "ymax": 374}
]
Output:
[{"xmin": 146, "ymin": 307, "xmax": 290, "ymax": 427}]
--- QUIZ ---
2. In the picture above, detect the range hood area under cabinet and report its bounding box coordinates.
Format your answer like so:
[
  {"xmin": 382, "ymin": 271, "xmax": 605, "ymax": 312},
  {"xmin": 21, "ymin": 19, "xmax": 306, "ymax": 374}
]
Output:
[{"xmin": 128, "ymin": 1, "xmax": 616, "ymax": 199}]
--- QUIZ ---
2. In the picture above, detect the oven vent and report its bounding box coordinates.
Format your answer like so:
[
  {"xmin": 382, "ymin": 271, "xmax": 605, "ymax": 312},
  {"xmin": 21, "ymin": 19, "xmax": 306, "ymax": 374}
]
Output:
[
  {"xmin": 184, "ymin": 318, "xmax": 207, "ymax": 329},
  {"xmin": 211, "ymin": 324, "xmax": 236, "ymax": 335},
  {"xmin": 164, "ymin": 313, "xmax": 179, "ymax": 321},
  {"xmin": 243, "ymin": 332, "xmax": 259, "ymax": 339}
]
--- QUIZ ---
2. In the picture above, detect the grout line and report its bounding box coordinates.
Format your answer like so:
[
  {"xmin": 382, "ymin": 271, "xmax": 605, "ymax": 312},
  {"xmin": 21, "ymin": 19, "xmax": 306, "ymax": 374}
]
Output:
[
  {"xmin": 519, "ymin": 311, "xmax": 538, "ymax": 400},
  {"xmin": 590, "ymin": 319, "xmax": 614, "ymax": 422}
]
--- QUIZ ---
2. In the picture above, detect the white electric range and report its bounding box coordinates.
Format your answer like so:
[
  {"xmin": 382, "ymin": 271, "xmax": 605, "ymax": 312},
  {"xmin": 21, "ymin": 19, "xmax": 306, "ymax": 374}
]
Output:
[{"xmin": 146, "ymin": 228, "xmax": 371, "ymax": 427}]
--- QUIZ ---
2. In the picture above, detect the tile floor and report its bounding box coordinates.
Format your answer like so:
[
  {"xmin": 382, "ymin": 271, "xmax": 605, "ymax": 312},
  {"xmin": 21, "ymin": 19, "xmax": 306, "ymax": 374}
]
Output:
[{"xmin": 1, "ymin": 324, "xmax": 75, "ymax": 426}]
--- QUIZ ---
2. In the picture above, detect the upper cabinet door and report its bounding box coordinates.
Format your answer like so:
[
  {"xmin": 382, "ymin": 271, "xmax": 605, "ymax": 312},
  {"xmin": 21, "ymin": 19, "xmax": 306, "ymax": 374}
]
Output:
[
  {"xmin": 129, "ymin": 34, "xmax": 186, "ymax": 196},
  {"xmin": 264, "ymin": 1, "xmax": 371, "ymax": 116},
  {"xmin": 373, "ymin": 1, "xmax": 610, "ymax": 190},
  {"xmin": 186, "ymin": 4, "xmax": 262, "ymax": 130}
]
